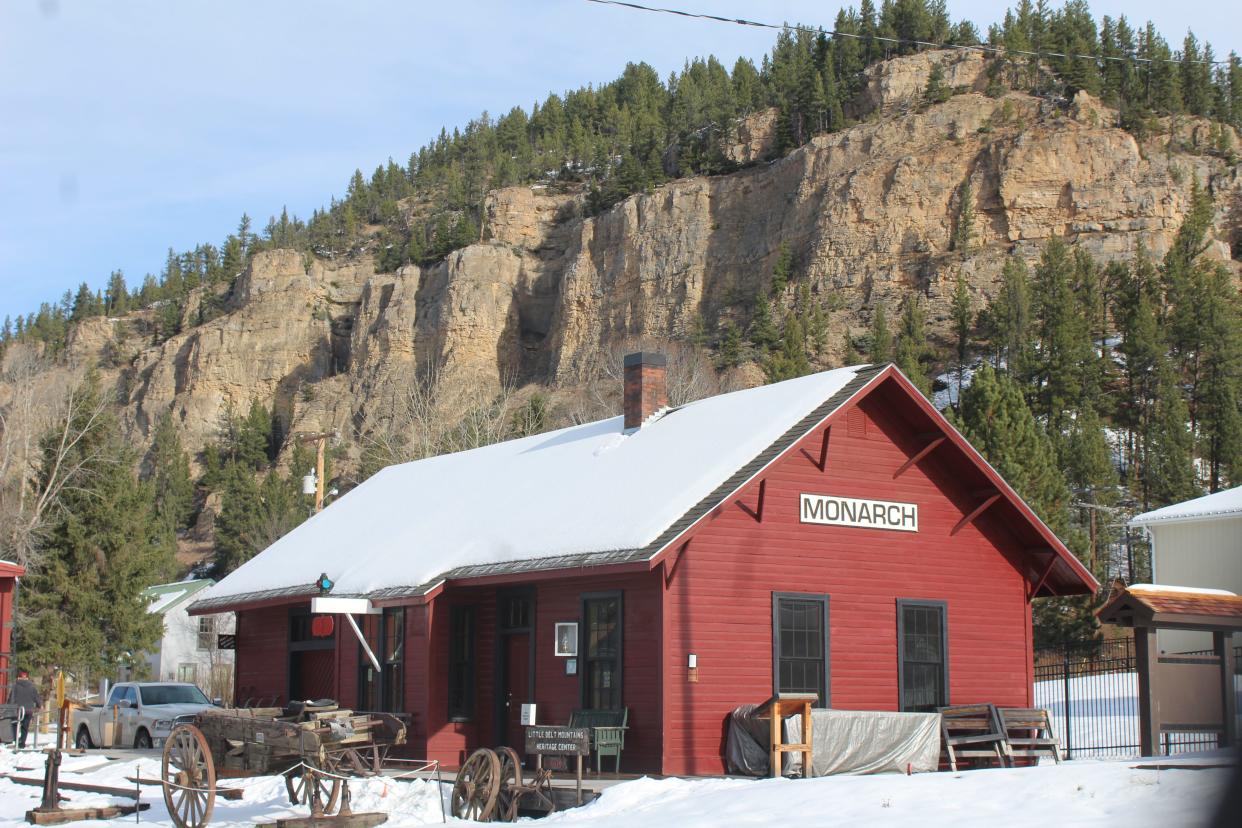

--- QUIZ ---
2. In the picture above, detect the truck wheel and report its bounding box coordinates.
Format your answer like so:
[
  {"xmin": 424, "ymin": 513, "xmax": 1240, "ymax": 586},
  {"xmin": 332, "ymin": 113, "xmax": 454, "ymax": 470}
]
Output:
[
  {"xmin": 75, "ymin": 727, "xmax": 94, "ymax": 750},
  {"xmin": 134, "ymin": 729, "xmax": 153, "ymax": 750}
]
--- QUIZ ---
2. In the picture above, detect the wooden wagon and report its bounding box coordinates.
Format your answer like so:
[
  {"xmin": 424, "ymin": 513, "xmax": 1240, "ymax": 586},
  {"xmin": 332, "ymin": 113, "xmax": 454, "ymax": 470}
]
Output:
[{"xmin": 159, "ymin": 701, "xmax": 407, "ymax": 828}]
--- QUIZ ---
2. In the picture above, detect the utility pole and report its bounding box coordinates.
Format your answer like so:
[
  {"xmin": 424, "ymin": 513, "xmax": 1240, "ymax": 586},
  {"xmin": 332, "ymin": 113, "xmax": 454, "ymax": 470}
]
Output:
[{"xmin": 295, "ymin": 431, "xmax": 335, "ymax": 514}]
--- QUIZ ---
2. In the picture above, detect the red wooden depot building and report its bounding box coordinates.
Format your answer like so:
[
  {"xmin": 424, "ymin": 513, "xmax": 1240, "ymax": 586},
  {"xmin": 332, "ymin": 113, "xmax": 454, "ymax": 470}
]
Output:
[{"xmin": 190, "ymin": 358, "xmax": 1097, "ymax": 775}]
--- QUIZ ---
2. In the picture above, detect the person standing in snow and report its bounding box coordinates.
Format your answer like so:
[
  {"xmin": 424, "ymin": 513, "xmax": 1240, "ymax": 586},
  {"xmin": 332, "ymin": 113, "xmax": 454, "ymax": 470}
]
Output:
[{"xmin": 10, "ymin": 669, "xmax": 42, "ymax": 749}]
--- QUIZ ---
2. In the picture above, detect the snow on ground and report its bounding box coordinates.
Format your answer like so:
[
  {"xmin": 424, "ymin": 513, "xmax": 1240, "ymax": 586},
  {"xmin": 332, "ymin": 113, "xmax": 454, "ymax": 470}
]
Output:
[
  {"xmin": 1036, "ymin": 672, "xmax": 1141, "ymax": 756},
  {"xmin": 0, "ymin": 744, "xmax": 1233, "ymax": 827},
  {"xmin": 1035, "ymin": 671, "xmax": 1242, "ymax": 758}
]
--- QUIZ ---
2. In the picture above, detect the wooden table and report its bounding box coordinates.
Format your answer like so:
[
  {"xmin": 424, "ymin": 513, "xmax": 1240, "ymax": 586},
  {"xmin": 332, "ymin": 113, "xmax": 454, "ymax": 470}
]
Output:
[{"xmin": 757, "ymin": 693, "xmax": 817, "ymax": 778}]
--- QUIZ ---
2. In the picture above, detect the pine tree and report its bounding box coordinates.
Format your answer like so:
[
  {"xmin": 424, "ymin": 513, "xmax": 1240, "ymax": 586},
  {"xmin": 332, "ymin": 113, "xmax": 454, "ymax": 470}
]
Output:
[
  {"xmin": 951, "ymin": 180, "xmax": 975, "ymax": 254},
  {"xmin": 987, "ymin": 257, "xmax": 1034, "ymax": 379},
  {"xmin": 717, "ymin": 320, "xmax": 744, "ymax": 368},
  {"xmin": 18, "ymin": 376, "xmax": 174, "ymax": 676},
  {"xmin": 770, "ymin": 242, "xmax": 793, "ymax": 296},
  {"xmin": 1197, "ymin": 263, "xmax": 1242, "ymax": 489},
  {"xmin": 150, "ymin": 411, "xmax": 196, "ymax": 533},
  {"xmin": 1033, "ymin": 237, "xmax": 1092, "ymax": 430},
  {"xmin": 950, "ymin": 274, "xmax": 972, "ymax": 409},
  {"xmin": 213, "ymin": 460, "xmax": 308, "ymax": 576},
  {"xmin": 923, "ymin": 62, "xmax": 951, "ymax": 107},
  {"xmin": 765, "ymin": 312, "xmax": 811, "ymax": 382},
  {"xmin": 893, "ymin": 293, "xmax": 931, "ymax": 393},
  {"xmin": 70, "ymin": 282, "xmax": 99, "ymax": 322},
  {"xmin": 1064, "ymin": 406, "xmax": 1120, "ymax": 575},
  {"xmin": 748, "ymin": 293, "xmax": 779, "ymax": 351},
  {"xmin": 868, "ymin": 303, "xmax": 893, "ymax": 363},
  {"xmin": 958, "ymin": 364, "xmax": 1073, "ymax": 536},
  {"xmin": 105, "ymin": 270, "xmax": 129, "ymax": 316},
  {"xmin": 1146, "ymin": 359, "xmax": 1200, "ymax": 507}
]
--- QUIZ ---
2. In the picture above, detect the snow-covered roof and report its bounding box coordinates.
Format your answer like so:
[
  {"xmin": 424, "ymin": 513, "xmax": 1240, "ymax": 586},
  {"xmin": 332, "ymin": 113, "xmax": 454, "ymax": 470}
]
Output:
[
  {"xmin": 193, "ymin": 365, "xmax": 882, "ymax": 611},
  {"xmin": 143, "ymin": 579, "xmax": 215, "ymax": 615},
  {"xmin": 1128, "ymin": 485, "xmax": 1242, "ymax": 527},
  {"xmin": 1126, "ymin": 583, "xmax": 1236, "ymax": 597}
]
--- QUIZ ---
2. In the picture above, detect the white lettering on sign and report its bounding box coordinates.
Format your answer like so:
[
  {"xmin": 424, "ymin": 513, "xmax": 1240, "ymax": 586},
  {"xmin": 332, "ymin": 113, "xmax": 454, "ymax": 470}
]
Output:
[{"xmin": 800, "ymin": 494, "xmax": 918, "ymax": 532}]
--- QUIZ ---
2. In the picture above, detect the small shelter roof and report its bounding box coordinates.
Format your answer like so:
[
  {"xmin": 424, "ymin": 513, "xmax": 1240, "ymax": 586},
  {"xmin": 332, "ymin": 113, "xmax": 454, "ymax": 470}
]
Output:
[
  {"xmin": 1129, "ymin": 485, "xmax": 1242, "ymax": 527},
  {"xmin": 1096, "ymin": 584, "xmax": 1242, "ymax": 631},
  {"xmin": 0, "ymin": 560, "xmax": 24, "ymax": 578}
]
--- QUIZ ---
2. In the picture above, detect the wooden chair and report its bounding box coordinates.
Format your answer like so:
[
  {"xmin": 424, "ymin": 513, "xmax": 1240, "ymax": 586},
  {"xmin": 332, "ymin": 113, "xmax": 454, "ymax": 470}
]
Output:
[
  {"xmin": 937, "ymin": 703, "xmax": 1010, "ymax": 771},
  {"xmin": 568, "ymin": 708, "xmax": 629, "ymax": 773},
  {"xmin": 999, "ymin": 707, "xmax": 1061, "ymax": 764}
]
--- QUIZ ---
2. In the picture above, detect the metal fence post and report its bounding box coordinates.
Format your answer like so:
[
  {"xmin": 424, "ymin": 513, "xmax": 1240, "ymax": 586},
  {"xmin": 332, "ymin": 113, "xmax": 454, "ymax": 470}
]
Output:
[{"xmin": 1062, "ymin": 641, "xmax": 1073, "ymax": 760}]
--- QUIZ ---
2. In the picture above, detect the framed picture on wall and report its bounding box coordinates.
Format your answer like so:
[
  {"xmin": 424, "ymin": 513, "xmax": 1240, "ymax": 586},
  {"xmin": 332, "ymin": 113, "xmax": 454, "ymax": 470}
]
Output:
[{"xmin": 555, "ymin": 622, "xmax": 578, "ymax": 657}]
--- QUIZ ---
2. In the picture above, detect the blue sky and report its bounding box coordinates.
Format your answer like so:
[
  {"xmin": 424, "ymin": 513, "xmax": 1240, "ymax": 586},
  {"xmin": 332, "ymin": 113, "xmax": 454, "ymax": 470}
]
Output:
[{"xmin": 1, "ymin": 0, "xmax": 1238, "ymax": 323}]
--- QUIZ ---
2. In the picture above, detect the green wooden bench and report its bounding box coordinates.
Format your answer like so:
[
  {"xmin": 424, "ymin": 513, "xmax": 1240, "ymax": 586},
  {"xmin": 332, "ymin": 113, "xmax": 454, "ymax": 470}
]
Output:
[{"xmin": 568, "ymin": 708, "xmax": 629, "ymax": 773}]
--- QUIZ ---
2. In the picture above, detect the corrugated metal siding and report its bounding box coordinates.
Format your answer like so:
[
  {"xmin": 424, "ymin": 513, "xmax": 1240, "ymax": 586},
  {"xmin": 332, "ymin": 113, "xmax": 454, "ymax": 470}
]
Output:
[{"xmin": 661, "ymin": 394, "xmax": 1033, "ymax": 776}]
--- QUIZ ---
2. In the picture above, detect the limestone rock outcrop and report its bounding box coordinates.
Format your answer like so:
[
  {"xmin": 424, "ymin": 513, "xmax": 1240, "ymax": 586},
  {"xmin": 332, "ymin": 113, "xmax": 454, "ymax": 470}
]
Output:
[{"xmin": 6, "ymin": 52, "xmax": 1239, "ymax": 475}]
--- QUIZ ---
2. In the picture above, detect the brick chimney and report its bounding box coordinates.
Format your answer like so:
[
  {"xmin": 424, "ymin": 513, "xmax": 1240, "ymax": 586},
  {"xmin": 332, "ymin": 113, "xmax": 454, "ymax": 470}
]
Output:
[{"xmin": 623, "ymin": 351, "xmax": 668, "ymax": 430}]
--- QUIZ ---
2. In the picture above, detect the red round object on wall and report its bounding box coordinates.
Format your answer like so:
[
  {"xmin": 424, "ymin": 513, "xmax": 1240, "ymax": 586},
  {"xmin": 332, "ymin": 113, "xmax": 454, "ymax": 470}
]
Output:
[{"xmin": 310, "ymin": 615, "xmax": 335, "ymax": 638}]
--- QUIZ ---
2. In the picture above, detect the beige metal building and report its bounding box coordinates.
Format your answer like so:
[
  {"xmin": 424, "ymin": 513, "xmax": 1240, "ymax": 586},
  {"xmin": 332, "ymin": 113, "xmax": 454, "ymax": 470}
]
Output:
[{"xmin": 1130, "ymin": 486, "xmax": 1242, "ymax": 652}]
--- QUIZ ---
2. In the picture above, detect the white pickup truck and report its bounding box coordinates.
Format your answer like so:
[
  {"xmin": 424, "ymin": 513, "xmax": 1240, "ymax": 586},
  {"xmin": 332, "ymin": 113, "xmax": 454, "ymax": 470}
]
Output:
[{"xmin": 72, "ymin": 682, "xmax": 219, "ymax": 750}]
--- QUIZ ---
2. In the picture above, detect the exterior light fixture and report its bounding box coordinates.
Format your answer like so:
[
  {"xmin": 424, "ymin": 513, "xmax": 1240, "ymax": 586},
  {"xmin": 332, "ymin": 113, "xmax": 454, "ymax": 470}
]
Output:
[{"xmin": 316, "ymin": 573, "xmax": 334, "ymax": 594}]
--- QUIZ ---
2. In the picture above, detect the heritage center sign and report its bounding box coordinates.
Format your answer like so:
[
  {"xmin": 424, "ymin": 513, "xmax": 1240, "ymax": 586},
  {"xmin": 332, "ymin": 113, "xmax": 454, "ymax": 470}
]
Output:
[{"xmin": 800, "ymin": 493, "xmax": 918, "ymax": 532}]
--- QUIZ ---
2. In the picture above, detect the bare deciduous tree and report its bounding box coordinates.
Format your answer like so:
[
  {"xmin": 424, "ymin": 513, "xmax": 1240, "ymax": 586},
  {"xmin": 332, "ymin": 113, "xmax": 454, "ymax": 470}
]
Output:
[
  {"xmin": 359, "ymin": 364, "xmax": 520, "ymax": 475},
  {"xmin": 568, "ymin": 338, "xmax": 722, "ymax": 424},
  {"xmin": 0, "ymin": 354, "xmax": 109, "ymax": 569}
]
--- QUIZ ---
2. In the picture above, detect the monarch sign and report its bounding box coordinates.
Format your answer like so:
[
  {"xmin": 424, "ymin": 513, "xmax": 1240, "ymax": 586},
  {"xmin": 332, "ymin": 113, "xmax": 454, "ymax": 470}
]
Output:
[{"xmin": 800, "ymin": 493, "xmax": 918, "ymax": 532}]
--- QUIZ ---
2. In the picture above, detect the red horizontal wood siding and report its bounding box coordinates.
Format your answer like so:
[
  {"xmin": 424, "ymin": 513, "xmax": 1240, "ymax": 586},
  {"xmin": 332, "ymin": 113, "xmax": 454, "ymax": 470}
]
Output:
[
  {"xmin": 414, "ymin": 571, "xmax": 662, "ymax": 771},
  {"xmin": 233, "ymin": 605, "xmax": 290, "ymax": 707},
  {"xmin": 662, "ymin": 391, "xmax": 1035, "ymax": 776}
]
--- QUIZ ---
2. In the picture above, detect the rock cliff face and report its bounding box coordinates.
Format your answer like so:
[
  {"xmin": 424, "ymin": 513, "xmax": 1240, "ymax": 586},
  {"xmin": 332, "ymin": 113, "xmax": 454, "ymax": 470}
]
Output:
[{"xmin": 5, "ymin": 51, "xmax": 1240, "ymax": 472}]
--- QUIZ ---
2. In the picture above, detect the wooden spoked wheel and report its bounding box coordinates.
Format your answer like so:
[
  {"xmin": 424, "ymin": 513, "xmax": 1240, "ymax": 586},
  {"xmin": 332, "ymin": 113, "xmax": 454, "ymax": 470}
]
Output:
[
  {"xmin": 161, "ymin": 724, "xmax": 216, "ymax": 828},
  {"xmin": 284, "ymin": 763, "xmax": 342, "ymax": 816},
  {"xmin": 496, "ymin": 746, "xmax": 524, "ymax": 822},
  {"xmin": 529, "ymin": 767, "xmax": 557, "ymax": 815},
  {"xmin": 451, "ymin": 748, "xmax": 501, "ymax": 821}
]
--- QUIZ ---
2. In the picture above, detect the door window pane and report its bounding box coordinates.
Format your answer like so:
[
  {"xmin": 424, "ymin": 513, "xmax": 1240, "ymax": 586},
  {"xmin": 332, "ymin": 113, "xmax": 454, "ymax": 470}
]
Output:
[
  {"xmin": 582, "ymin": 595, "xmax": 622, "ymax": 710},
  {"xmin": 448, "ymin": 606, "xmax": 475, "ymax": 719}
]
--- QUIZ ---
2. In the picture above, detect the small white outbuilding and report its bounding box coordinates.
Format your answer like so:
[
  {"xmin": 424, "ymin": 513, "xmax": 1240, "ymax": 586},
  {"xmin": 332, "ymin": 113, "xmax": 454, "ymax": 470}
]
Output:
[
  {"xmin": 140, "ymin": 579, "xmax": 235, "ymax": 700},
  {"xmin": 1129, "ymin": 485, "xmax": 1242, "ymax": 652}
]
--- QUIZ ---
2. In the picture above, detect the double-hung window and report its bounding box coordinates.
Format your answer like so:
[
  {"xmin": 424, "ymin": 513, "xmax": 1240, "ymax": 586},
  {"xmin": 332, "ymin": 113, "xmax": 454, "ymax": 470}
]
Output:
[
  {"xmin": 772, "ymin": 593, "xmax": 830, "ymax": 706},
  {"xmin": 897, "ymin": 600, "xmax": 948, "ymax": 712}
]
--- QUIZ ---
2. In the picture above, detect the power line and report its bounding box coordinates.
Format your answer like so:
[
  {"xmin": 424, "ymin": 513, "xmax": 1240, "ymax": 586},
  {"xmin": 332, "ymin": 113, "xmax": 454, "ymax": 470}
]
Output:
[{"xmin": 585, "ymin": 0, "xmax": 1231, "ymax": 66}]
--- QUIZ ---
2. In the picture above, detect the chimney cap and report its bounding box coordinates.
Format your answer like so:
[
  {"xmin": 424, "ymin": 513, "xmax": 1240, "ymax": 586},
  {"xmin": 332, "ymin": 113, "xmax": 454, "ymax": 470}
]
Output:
[{"xmin": 623, "ymin": 351, "xmax": 667, "ymax": 368}]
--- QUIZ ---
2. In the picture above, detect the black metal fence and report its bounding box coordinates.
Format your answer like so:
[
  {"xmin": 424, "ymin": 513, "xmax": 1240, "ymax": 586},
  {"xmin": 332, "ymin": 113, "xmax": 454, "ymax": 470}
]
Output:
[{"xmin": 1033, "ymin": 638, "xmax": 1242, "ymax": 758}]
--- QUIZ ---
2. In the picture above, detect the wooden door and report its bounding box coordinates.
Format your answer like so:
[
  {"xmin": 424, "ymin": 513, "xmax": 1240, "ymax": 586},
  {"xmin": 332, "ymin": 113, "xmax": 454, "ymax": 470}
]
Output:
[{"xmin": 503, "ymin": 633, "xmax": 531, "ymax": 752}]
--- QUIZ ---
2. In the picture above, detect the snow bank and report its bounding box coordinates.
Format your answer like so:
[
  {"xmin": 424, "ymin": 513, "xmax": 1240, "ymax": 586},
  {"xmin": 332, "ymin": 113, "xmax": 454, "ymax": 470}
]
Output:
[{"xmin": 0, "ymin": 744, "xmax": 1232, "ymax": 827}]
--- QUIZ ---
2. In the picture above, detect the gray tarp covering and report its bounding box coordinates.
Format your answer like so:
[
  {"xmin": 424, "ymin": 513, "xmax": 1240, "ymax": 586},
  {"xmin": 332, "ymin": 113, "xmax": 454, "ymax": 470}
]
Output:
[{"xmin": 726, "ymin": 706, "xmax": 941, "ymax": 776}]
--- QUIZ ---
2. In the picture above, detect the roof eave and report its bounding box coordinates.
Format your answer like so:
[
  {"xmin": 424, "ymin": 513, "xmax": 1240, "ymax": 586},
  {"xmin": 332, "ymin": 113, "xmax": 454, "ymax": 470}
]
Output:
[{"xmin": 1129, "ymin": 510, "xmax": 1242, "ymax": 529}]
